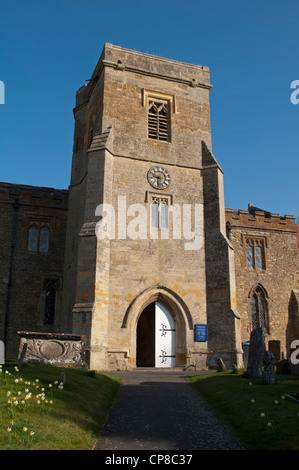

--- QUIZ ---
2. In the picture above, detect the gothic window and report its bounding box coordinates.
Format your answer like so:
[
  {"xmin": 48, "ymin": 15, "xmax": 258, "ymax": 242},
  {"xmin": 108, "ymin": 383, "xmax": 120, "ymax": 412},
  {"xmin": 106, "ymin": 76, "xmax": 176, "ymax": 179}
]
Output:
[
  {"xmin": 28, "ymin": 220, "xmax": 50, "ymax": 253},
  {"xmin": 148, "ymin": 100, "xmax": 170, "ymax": 141},
  {"xmin": 44, "ymin": 281, "xmax": 57, "ymax": 325},
  {"xmin": 250, "ymin": 285, "xmax": 269, "ymax": 333},
  {"xmin": 245, "ymin": 238, "xmax": 265, "ymax": 270},
  {"xmin": 150, "ymin": 196, "xmax": 169, "ymax": 229},
  {"xmin": 88, "ymin": 127, "xmax": 93, "ymax": 147}
]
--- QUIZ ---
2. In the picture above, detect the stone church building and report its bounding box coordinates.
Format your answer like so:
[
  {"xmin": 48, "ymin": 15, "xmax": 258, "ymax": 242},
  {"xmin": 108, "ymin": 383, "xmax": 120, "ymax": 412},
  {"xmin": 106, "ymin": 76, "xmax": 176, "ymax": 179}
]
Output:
[{"xmin": 1, "ymin": 44, "xmax": 298, "ymax": 370}]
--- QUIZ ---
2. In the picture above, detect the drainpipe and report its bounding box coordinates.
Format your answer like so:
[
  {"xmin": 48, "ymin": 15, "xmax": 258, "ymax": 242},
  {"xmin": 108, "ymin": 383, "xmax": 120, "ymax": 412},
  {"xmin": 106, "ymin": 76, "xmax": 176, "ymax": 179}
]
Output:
[{"xmin": 4, "ymin": 198, "xmax": 19, "ymax": 354}]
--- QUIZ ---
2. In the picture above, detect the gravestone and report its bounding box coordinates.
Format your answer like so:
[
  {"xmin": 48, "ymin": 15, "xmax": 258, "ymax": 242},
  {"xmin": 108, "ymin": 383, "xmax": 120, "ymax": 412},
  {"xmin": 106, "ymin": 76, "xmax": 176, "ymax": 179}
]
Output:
[
  {"xmin": 268, "ymin": 340, "xmax": 281, "ymax": 362},
  {"xmin": 247, "ymin": 328, "xmax": 266, "ymax": 377},
  {"xmin": 0, "ymin": 340, "xmax": 4, "ymax": 365},
  {"xmin": 292, "ymin": 363, "xmax": 299, "ymax": 376},
  {"xmin": 263, "ymin": 350, "xmax": 275, "ymax": 384},
  {"xmin": 18, "ymin": 343, "xmax": 28, "ymax": 368},
  {"xmin": 217, "ymin": 357, "xmax": 227, "ymax": 371}
]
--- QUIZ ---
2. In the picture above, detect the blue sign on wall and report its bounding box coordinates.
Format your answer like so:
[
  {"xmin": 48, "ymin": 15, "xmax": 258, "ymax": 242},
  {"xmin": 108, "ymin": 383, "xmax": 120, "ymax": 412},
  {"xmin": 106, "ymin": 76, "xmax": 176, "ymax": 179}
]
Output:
[{"xmin": 194, "ymin": 324, "xmax": 207, "ymax": 342}]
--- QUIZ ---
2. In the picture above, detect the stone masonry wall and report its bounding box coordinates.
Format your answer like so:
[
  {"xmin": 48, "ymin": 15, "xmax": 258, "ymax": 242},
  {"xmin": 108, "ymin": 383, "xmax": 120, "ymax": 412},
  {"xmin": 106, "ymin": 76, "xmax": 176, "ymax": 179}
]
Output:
[
  {"xmin": 226, "ymin": 206, "xmax": 298, "ymax": 357},
  {"xmin": 0, "ymin": 183, "xmax": 68, "ymax": 358}
]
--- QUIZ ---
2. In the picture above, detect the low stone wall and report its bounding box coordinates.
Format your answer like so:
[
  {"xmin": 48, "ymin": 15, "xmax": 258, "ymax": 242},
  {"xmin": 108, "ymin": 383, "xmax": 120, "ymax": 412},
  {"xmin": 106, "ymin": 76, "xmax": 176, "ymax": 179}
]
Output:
[{"xmin": 17, "ymin": 332, "xmax": 88, "ymax": 368}]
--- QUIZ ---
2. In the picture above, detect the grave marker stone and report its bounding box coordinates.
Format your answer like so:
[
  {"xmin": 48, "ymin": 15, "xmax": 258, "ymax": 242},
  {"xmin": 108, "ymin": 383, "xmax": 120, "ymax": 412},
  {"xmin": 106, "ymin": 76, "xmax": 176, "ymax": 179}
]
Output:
[
  {"xmin": 247, "ymin": 328, "xmax": 265, "ymax": 377},
  {"xmin": 264, "ymin": 350, "xmax": 275, "ymax": 384}
]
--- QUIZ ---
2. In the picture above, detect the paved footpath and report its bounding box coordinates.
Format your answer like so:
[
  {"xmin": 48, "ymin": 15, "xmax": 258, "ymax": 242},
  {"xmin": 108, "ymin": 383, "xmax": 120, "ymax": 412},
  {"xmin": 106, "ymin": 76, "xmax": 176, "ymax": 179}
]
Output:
[{"xmin": 93, "ymin": 369, "xmax": 243, "ymax": 451}]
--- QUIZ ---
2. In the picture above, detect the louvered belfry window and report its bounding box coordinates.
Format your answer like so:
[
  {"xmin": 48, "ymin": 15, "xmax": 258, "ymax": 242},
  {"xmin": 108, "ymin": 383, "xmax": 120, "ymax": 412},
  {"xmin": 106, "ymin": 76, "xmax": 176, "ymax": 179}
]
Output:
[{"xmin": 148, "ymin": 100, "xmax": 170, "ymax": 141}]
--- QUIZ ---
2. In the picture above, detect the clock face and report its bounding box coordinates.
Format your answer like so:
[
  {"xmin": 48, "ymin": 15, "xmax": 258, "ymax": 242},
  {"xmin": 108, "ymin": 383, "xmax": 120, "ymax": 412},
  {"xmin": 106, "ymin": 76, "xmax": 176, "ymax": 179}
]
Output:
[{"xmin": 147, "ymin": 166, "xmax": 171, "ymax": 190}]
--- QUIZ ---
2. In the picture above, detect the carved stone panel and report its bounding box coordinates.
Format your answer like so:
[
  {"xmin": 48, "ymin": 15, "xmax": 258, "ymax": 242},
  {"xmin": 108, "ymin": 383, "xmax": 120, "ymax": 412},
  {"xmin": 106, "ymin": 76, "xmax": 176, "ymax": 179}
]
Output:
[{"xmin": 17, "ymin": 332, "xmax": 87, "ymax": 367}]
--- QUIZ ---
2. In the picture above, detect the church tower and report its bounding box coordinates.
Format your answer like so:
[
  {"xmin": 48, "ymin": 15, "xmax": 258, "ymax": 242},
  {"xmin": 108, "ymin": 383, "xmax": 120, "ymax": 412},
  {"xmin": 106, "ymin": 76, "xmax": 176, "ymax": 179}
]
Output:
[{"xmin": 62, "ymin": 43, "xmax": 242, "ymax": 370}]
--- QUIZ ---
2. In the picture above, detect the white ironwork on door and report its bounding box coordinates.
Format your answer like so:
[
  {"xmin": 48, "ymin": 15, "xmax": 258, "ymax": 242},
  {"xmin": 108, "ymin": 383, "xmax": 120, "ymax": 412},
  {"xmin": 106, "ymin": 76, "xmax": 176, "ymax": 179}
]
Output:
[{"xmin": 155, "ymin": 302, "xmax": 176, "ymax": 367}]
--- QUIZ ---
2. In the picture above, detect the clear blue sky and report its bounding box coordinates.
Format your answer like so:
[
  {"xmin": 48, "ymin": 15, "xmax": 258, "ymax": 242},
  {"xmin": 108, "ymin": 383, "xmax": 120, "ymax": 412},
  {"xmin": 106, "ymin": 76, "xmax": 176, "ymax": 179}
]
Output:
[{"xmin": 0, "ymin": 0, "xmax": 298, "ymax": 218}]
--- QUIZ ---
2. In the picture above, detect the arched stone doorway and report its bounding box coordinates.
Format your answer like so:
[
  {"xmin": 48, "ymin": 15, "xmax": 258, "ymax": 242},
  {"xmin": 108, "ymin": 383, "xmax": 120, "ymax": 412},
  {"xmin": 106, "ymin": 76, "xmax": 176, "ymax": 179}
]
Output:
[
  {"xmin": 137, "ymin": 301, "xmax": 176, "ymax": 368},
  {"xmin": 122, "ymin": 285, "xmax": 193, "ymax": 369}
]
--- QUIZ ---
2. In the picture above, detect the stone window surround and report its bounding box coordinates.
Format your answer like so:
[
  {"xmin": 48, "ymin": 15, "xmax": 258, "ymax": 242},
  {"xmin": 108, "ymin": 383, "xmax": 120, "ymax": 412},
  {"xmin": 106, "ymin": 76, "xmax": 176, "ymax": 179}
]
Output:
[
  {"xmin": 248, "ymin": 284, "xmax": 270, "ymax": 335},
  {"xmin": 36, "ymin": 275, "xmax": 63, "ymax": 330},
  {"xmin": 26, "ymin": 215, "xmax": 56, "ymax": 254},
  {"xmin": 145, "ymin": 191, "xmax": 173, "ymax": 229},
  {"xmin": 241, "ymin": 234, "xmax": 267, "ymax": 270},
  {"xmin": 142, "ymin": 89, "xmax": 176, "ymax": 143}
]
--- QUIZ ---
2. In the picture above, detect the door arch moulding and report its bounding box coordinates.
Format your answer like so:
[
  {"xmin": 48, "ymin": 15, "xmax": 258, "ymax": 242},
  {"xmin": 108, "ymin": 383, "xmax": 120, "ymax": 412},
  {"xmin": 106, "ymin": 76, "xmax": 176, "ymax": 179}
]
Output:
[{"xmin": 121, "ymin": 284, "xmax": 193, "ymax": 331}]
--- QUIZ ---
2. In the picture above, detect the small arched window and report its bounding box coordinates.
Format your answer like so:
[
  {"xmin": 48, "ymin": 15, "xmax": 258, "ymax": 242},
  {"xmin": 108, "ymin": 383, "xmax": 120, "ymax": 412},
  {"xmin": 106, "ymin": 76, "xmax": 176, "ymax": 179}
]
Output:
[
  {"xmin": 150, "ymin": 197, "xmax": 169, "ymax": 229},
  {"xmin": 250, "ymin": 285, "xmax": 269, "ymax": 334},
  {"xmin": 88, "ymin": 127, "xmax": 93, "ymax": 147},
  {"xmin": 44, "ymin": 281, "xmax": 57, "ymax": 325}
]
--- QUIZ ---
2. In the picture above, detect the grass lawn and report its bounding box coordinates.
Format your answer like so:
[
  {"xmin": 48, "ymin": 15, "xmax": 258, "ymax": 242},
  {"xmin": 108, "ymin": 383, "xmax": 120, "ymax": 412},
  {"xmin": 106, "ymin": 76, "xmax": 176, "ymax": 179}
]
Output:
[
  {"xmin": 0, "ymin": 362, "xmax": 122, "ymax": 450},
  {"xmin": 187, "ymin": 370, "xmax": 299, "ymax": 450}
]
